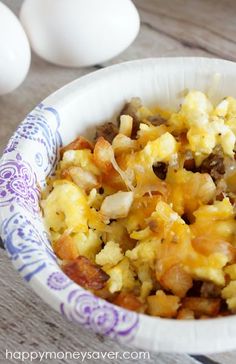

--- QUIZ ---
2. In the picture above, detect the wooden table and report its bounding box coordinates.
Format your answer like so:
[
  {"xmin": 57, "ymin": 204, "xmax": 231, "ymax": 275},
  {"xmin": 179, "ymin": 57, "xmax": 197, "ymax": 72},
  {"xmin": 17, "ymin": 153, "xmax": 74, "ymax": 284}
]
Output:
[{"xmin": 1, "ymin": 1, "xmax": 236, "ymax": 363}]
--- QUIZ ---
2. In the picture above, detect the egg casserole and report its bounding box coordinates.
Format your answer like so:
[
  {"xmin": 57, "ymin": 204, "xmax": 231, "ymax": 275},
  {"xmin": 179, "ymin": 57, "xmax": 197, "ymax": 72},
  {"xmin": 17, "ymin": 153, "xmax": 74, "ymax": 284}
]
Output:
[{"xmin": 41, "ymin": 91, "xmax": 236, "ymax": 319}]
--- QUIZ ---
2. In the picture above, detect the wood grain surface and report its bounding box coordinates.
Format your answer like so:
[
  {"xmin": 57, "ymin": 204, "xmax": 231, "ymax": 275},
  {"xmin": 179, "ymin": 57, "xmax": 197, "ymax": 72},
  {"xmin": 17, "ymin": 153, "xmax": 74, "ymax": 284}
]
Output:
[{"xmin": 1, "ymin": 0, "xmax": 236, "ymax": 363}]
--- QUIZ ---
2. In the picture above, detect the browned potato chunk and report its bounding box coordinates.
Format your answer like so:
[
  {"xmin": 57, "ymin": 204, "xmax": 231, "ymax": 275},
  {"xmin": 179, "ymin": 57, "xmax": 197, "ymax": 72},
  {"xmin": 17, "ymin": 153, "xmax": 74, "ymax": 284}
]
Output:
[
  {"xmin": 62, "ymin": 256, "xmax": 109, "ymax": 290},
  {"xmin": 112, "ymin": 292, "xmax": 143, "ymax": 312},
  {"xmin": 160, "ymin": 264, "xmax": 193, "ymax": 298},
  {"xmin": 200, "ymin": 282, "xmax": 222, "ymax": 298},
  {"xmin": 94, "ymin": 137, "xmax": 114, "ymax": 173},
  {"xmin": 177, "ymin": 308, "xmax": 195, "ymax": 320},
  {"xmin": 102, "ymin": 169, "xmax": 126, "ymax": 190},
  {"xmin": 147, "ymin": 290, "xmax": 180, "ymax": 318},
  {"xmin": 182, "ymin": 297, "xmax": 221, "ymax": 317},
  {"xmin": 119, "ymin": 115, "xmax": 133, "ymax": 137},
  {"xmin": 67, "ymin": 166, "xmax": 99, "ymax": 192},
  {"xmin": 60, "ymin": 136, "xmax": 93, "ymax": 156},
  {"xmin": 54, "ymin": 234, "xmax": 78, "ymax": 260}
]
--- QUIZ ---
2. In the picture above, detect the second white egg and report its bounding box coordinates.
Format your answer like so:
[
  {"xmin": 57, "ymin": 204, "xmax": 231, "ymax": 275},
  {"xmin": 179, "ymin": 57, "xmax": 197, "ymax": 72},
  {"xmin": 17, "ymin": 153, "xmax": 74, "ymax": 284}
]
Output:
[
  {"xmin": 0, "ymin": 2, "xmax": 30, "ymax": 95},
  {"xmin": 20, "ymin": 0, "xmax": 140, "ymax": 68}
]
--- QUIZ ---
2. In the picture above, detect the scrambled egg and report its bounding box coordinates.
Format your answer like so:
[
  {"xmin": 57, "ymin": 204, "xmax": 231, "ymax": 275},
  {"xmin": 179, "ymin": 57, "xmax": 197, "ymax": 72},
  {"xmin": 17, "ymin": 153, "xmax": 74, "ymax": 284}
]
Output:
[{"xmin": 42, "ymin": 90, "xmax": 236, "ymax": 318}]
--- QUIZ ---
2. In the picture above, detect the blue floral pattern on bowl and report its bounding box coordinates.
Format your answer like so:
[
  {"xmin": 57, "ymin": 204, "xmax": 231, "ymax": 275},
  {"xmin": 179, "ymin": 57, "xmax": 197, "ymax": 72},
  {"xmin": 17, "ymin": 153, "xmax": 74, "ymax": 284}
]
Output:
[
  {"xmin": 0, "ymin": 102, "xmax": 139, "ymax": 344},
  {"xmin": 1, "ymin": 211, "xmax": 56, "ymax": 282},
  {"xmin": 61, "ymin": 290, "xmax": 139, "ymax": 343},
  {"xmin": 4, "ymin": 103, "xmax": 62, "ymax": 186},
  {"xmin": 0, "ymin": 153, "xmax": 39, "ymax": 215}
]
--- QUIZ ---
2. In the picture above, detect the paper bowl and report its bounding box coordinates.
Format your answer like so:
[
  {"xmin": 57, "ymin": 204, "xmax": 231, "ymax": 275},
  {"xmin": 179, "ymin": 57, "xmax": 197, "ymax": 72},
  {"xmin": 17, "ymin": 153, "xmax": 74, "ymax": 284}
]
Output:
[{"xmin": 1, "ymin": 57, "xmax": 236, "ymax": 354}]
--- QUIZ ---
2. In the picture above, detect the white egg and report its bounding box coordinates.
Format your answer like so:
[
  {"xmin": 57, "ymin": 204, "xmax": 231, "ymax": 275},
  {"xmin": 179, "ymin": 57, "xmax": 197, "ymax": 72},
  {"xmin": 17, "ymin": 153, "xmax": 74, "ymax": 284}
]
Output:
[
  {"xmin": 0, "ymin": 2, "xmax": 30, "ymax": 95},
  {"xmin": 20, "ymin": 0, "xmax": 140, "ymax": 68}
]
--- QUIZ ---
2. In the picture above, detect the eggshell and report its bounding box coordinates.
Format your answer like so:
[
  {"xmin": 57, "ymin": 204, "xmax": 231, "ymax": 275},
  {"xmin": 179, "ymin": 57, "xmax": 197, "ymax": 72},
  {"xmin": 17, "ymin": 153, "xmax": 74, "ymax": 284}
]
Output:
[
  {"xmin": 20, "ymin": 0, "xmax": 140, "ymax": 67},
  {"xmin": 0, "ymin": 2, "xmax": 31, "ymax": 95}
]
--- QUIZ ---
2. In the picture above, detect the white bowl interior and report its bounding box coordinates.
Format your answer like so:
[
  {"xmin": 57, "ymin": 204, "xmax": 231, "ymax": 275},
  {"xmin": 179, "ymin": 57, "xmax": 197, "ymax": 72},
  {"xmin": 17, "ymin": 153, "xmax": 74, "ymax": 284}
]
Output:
[{"xmin": 49, "ymin": 57, "xmax": 236, "ymax": 144}]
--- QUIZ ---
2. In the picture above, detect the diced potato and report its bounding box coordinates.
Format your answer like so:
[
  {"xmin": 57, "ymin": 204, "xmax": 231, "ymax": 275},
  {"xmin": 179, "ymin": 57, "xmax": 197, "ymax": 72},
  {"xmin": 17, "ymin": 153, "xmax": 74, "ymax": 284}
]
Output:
[
  {"xmin": 119, "ymin": 115, "xmax": 133, "ymax": 137},
  {"xmin": 102, "ymin": 168, "xmax": 126, "ymax": 191},
  {"xmin": 177, "ymin": 308, "xmax": 195, "ymax": 320},
  {"xmin": 200, "ymin": 282, "xmax": 222, "ymax": 298},
  {"xmin": 112, "ymin": 292, "xmax": 143, "ymax": 312},
  {"xmin": 94, "ymin": 137, "xmax": 134, "ymax": 190},
  {"xmin": 182, "ymin": 297, "xmax": 221, "ymax": 317},
  {"xmin": 60, "ymin": 136, "xmax": 93, "ymax": 155},
  {"xmin": 62, "ymin": 256, "xmax": 109, "ymax": 290},
  {"xmin": 95, "ymin": 287, "xmax": 117, "ymax": 301},
  {"xmin": 100, "ymin": 191, "xmax": 134, "ymax": 220},
  {"xmin": 107, "ymin": 265, "xmax": 123, "ymax": 293},
  {"xmin": 94, "ymin": 137, "xmax": 114, "ymax": 173},
  {"xmin": 137, "ymin": 264, "xmax": 153, "ymax": 299},
  {"xmin": 61, "ymin": 149, "xmax": 100, "ymax": 175},
  {"xmin": 53, "ymin": 233, "xmax": 78, "ymax": 260},
  {"xmin": 66, "ymin": 166, "xmax": 98, "ymax": 192},
  {"xmin": 160, "ymin": 264, "xmax": 193, "ymax": 297},
  {"xmin": 195, "ymin": 173, "xmax": 216, "ymax": 203},
  {"xmin": 112, "ymin": 134, "xmax": 136, "ymax": 154},
  {"xmin": 140, "ymin": 281, "xmax": 153, "ymax": 300},
  {"xmin": 199, "ymin": 315, "xmax": 210, "ymax": 319},
  {"xmin": 88, "ymin": 188, "xmax": 99, "ymax": 207},
  {"xmin": 147, "ymin": 290, "xmax": 180, "ymax": 318}
]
